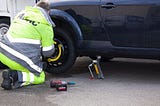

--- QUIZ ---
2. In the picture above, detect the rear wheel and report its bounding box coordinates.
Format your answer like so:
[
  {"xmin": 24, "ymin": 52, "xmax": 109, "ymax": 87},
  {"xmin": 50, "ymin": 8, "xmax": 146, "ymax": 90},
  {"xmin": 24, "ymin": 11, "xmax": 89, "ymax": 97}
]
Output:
[
  {"xmin": 0, "ymin": 18, "xmax": 10, "ymax": 37},
  {"xmin": 44, "ymin": 28, "xmax": 76, "ymax": 74},
  {"xmin": 0, "ymin": 18, "xmax": 10, "ymax": 69}
]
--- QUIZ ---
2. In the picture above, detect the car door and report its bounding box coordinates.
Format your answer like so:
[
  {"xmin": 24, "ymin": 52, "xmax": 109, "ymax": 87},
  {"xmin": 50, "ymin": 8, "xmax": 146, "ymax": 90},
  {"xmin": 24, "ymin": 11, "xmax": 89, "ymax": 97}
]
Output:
[
  {"xmin": 54, "ymin": 0, "xmax": 106, "ymax": 41},
  {"xmin": 100, "ymin": 0, "xmax": 148, "ymax": 48},
  {"xmin": 145, "ymin": 1, "xmax": 160, "ymax": 48}
]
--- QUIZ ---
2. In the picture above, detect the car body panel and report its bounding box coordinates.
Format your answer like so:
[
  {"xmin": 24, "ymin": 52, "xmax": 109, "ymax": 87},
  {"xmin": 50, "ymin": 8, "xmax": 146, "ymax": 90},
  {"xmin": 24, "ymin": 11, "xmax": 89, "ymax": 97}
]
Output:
[
  {"xmin": 146, "ymin": 5, "xmax": 160, "ymax": 48},
  {"xmin": 101, "ymin": 0, "xmax": 147, "ymax": 48},
  {"xmin": 101, "ymin": 0, "xmax": 160, "ymax": 48},
  {"xmin": 52, "ymin": 0, "xmax": 100, "ymax": 6},
  {"xmin": 50, "ymin": 0, "xmax": 160, "ymax": 59},
  {"xmin": 51, "ymin": 0, "xmax": 107, "ymax": 41}
]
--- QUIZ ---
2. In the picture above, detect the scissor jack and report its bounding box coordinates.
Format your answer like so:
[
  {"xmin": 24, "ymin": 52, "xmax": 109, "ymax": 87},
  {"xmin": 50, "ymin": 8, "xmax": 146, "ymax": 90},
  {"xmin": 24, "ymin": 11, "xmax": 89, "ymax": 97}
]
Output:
[{"xmin": 88, "ymin": 56, "xmax": 104, "ymax": 79}]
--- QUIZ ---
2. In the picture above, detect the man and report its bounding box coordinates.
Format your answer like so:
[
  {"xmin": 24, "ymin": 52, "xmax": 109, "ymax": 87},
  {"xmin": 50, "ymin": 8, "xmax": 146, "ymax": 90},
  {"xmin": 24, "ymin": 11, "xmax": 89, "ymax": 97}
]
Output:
[{"xmin": 0, "ymin": 1, "xmax": 55, "ymax": 90}]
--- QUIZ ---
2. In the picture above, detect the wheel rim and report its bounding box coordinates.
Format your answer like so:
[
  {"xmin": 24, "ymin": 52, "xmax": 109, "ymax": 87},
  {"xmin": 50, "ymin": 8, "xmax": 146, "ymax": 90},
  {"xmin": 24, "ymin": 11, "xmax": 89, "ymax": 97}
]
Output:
[
  {"xmin": 0, "ymin": 25, "xmax": 9, "ymax": 37},
  {"xmin": 46, "ymin": 37, "xmax": 69, "ymax": 67}
]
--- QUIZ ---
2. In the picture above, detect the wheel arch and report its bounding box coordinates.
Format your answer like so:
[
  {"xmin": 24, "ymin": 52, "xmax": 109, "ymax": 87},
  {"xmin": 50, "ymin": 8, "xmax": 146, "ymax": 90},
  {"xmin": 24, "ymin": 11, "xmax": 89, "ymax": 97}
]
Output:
[
  {"xmin": 49, "ymin": 9, "xmax": 83, "ymax": 49},
  {"xmin": 0, "ymin": 16, "xmax": 10, "ymax": 23}
]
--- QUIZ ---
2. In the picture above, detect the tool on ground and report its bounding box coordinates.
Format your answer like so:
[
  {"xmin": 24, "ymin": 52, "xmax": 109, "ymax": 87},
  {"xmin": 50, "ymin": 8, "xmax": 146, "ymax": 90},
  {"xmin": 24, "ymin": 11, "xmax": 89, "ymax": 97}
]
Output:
[
  {"xmin": 88, "ymin": 56, "xmax": 104, "ymax": 79},
  {"xmin": 50, "ymin": 80, "xmax": 76, "ymax": 91}
]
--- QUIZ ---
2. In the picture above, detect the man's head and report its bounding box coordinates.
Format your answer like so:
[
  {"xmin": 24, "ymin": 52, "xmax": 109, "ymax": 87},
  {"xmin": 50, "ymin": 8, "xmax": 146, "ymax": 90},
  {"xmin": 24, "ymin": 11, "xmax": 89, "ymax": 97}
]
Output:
[{"xmin": 36, "ymin": 1, "xmax": 50, "ymax": 12}]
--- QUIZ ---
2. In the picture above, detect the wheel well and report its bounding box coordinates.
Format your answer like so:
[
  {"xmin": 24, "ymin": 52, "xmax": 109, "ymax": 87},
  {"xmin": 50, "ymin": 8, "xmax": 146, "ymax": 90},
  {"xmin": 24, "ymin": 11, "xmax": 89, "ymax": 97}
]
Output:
[
  {"xmin": 0, "ymin": 16, "xmax": 10, "ymax": 20},
  {"xmin": 0, "ymin": 16, "xmax": 10, "ymax": 25}
]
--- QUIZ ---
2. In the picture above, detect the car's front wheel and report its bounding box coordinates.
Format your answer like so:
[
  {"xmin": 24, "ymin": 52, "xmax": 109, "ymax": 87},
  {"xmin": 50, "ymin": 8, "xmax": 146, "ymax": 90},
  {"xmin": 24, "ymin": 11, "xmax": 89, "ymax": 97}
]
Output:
[{"xmin": 44, "ymin": 28, "xmax": 76, "ymax": 74}]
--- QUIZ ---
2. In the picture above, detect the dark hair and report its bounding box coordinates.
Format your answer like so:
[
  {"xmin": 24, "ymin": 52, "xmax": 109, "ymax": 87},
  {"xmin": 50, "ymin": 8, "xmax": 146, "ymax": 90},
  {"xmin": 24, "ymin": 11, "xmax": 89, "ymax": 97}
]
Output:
[{"xmin": 36, "ymin": 1, "xmax": 50, "ymax": 11}]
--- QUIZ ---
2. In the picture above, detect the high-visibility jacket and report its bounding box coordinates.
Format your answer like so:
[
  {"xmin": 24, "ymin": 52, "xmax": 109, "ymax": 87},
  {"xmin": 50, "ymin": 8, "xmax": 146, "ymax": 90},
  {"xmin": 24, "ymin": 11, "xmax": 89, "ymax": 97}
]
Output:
[{"xmin": 0, "ymin": 6, "xmax": 55, "ymax": 76}]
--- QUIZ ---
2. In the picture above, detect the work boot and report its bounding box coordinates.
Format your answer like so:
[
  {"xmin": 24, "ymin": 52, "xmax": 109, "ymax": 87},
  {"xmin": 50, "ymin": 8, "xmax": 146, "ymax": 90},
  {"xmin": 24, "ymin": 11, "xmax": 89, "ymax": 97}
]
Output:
[
  {"xmin": 13, "ymin": 81, "xmax": 23, "ymax": 89},
  {"xmin": 10, "ymin": 71, "xmax": 18, "ymax": 84},
  {"xmin": 1, "ymin": 69, "xmax": 13, "ymax": 90},
  {"xmin": 1, "ymin": 69, "xmax": 18, "ymax": 90}
]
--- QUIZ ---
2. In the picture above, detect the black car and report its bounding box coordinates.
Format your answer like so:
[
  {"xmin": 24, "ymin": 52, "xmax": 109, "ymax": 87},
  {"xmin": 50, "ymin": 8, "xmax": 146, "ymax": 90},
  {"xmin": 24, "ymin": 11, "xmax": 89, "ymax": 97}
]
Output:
[{"xmin": 1, "ymin": 0, "xmax": 160, "ymax": 73}]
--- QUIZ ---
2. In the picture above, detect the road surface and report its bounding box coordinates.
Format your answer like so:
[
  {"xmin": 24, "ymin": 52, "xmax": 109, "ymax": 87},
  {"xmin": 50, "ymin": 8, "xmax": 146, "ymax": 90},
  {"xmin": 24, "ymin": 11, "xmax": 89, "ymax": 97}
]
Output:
[{"xmin": 0, "ymin": 57, "xmax": 160, "ymax": 106}]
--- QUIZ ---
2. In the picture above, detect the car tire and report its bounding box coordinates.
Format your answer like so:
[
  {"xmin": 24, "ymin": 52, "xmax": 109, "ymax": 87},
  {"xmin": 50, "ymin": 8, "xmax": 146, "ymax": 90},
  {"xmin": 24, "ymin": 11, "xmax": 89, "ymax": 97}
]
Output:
[
  {"xmin": 0, "ymin": 18, "xmax": 10, "ymax": 69},
  {"xmin": 0, "ymin": 18, "xmax": 10, "ymax": 37},
  {"xmin": 45, "ymin": 28, "xmax": 76, "ymax": 74}
]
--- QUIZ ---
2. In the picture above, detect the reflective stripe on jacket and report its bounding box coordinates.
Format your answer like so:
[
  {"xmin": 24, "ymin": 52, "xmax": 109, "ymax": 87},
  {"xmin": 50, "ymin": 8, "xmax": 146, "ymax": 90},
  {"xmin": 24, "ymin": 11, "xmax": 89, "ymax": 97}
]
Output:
[{"xmin": 0, "ymin": 6, "xmax": 55, "ymax": 76}]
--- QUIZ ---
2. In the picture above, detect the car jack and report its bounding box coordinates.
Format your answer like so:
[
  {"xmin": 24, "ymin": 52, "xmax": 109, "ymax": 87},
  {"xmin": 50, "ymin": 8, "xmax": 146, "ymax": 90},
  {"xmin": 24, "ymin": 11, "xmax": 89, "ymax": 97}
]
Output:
[{"xmin": 88, "ymin": 56, "xmax": 104, "ymax": 79}]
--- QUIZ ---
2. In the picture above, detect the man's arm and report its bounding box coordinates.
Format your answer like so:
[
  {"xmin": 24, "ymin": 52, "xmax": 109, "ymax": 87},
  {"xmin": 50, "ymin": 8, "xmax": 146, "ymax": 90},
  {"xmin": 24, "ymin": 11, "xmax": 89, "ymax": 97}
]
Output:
[{"xmin": 41, "ymin": 26, "xmax": 54, "ymax": 57}]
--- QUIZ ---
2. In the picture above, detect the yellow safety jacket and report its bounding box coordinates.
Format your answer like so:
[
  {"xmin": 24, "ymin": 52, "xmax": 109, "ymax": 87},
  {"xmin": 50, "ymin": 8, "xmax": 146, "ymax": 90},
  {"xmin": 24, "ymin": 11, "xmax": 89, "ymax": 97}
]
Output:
[{"xmin": 0, "ymin": 6, "xmax": 55, "ymax": 76}]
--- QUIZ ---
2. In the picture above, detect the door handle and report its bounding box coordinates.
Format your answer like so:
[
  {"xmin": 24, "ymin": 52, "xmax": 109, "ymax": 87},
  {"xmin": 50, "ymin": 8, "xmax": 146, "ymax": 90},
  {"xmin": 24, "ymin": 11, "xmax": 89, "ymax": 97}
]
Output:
[{"xmin": 101, "ymin": 3, "xmax": 115, "ymax": 9}]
